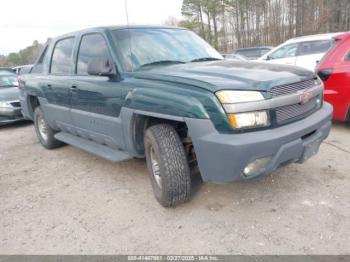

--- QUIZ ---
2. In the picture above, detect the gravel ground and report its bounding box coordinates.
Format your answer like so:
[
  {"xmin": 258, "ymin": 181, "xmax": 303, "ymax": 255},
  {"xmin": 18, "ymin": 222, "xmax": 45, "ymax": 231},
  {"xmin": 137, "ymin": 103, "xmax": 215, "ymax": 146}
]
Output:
[{"xmin": 0, "ymin": 121, "xmax": 350, "ymax": 254}]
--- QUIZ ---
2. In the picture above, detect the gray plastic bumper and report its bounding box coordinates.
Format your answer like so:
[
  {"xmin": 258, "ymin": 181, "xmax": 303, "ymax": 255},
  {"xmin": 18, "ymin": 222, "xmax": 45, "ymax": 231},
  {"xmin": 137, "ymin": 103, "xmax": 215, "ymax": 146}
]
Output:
[
  {"xmin": 0, "ymin": 107, "xmax": 24, "ymax": 125},
  {"xmin": 0, "ymin": 107, "xmax": 22, "ymax": 117},
  {"xmin": 185, "ymin": 102, "xmax": 333, "ymax": 183}
]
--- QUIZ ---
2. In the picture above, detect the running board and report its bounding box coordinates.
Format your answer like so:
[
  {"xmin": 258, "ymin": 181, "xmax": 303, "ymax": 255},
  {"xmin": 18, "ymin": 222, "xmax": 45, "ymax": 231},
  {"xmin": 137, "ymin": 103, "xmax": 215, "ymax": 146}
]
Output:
[{"xmin": 54, "ymin": 132, "xmax": 132, "ymax": 162}]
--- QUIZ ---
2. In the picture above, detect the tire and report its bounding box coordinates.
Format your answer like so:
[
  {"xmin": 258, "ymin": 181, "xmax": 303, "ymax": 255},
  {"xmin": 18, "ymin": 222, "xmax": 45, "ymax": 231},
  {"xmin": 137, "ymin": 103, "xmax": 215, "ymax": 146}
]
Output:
[
  {"xmin": 34, "ymin": 106, "xmax": 63, "ymax": 149},
  {"xmin": 144, "ymin": 124, "xmax": 191, "ymax": 207}
]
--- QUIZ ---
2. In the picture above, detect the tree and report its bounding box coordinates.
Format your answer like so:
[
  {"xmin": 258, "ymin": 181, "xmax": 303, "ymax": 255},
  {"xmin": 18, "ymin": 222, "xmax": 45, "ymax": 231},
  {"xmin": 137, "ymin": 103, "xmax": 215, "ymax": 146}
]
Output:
[
  {"xmin": 0, "ymin": 41, "xmax": 44, "ymax": 67},
  {"xmin": 181, "ymin": 0, "xmax": 350, "ymax": 52},
  {"xmin": 181, "ymin": 0, "xmax": 206, "ymax": 39},
  {"xmin": 163, "ymin": 16, "xmax": 181, "ymax": 26}
]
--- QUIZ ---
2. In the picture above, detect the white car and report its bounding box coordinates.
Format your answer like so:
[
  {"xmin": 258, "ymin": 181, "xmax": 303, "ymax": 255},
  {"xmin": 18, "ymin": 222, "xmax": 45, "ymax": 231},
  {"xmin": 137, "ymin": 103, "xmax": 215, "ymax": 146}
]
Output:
[{"xmin": 257, "ymin": 32, "xmax": 344, "ymax": 71}]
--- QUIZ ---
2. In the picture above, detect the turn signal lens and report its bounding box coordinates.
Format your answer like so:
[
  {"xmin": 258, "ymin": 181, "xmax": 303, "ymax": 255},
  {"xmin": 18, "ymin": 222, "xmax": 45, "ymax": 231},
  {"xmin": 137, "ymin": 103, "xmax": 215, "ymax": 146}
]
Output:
[{"xmin": 228, "ymin": 111, "xmax": 269, "ymax": 129}]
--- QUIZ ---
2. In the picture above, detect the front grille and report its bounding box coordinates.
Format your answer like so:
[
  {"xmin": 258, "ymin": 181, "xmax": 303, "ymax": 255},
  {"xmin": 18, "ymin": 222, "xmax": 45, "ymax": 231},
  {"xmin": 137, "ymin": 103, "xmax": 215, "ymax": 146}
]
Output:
[
  {"xmin": 270, "ymin": 79, "xmax": 315, "ymax": 97},
  {"xmin": 276, "ymin": 98, "xmax": 317, "ymax": 124},
  {"xmin": 271, "ymin": 78, "xmax": 319, "ymax": 125},
  {"xmin": 10, "ymin": 101, "xmax": 21, "ymax": 108}
]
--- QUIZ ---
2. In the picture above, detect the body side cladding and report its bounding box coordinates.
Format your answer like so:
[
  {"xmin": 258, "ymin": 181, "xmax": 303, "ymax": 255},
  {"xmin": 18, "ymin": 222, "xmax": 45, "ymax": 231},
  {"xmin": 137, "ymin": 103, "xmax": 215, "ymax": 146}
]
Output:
[{"xmin": 19, "ymin": 74, "xmax": 47, "ymax": 120}]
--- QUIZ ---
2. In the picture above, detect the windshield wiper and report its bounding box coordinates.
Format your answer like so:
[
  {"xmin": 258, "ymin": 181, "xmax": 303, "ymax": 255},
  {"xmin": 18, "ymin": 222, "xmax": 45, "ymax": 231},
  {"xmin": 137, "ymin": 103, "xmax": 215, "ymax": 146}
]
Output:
[
  {"xmin": 190, "ymin": 57, "xmax": 222, "ymax": 62},
  {"xmin": 138, "ymin": 60, "xmax": 185, "ymax": 70}
]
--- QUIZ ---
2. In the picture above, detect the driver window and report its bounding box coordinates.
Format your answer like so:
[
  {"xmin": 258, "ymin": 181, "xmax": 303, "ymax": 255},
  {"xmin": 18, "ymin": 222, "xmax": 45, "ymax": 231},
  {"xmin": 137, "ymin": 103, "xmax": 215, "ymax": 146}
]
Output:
[
  {"xmin": 77, "ymin": 33, "xmax": 111, "ymax": 75},
  {"xmin": 269, "ymin": 44, "xmax": 298, "ymax": 60}
]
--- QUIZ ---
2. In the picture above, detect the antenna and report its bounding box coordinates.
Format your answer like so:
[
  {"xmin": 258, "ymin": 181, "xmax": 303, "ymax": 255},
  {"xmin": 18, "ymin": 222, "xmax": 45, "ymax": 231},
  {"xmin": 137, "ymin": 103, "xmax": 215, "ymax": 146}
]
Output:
[
  {"xmin": 124, "ymin": 0, "xmax": 130, "ymax": 26},
  {"xmin": 124, "ymin": 0, "xmax": 133, "ymax": 71}
]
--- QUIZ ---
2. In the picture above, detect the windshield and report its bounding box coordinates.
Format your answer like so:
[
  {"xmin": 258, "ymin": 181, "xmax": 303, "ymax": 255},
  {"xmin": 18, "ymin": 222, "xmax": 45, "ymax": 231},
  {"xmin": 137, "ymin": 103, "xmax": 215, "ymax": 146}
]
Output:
[
  {"xmin": 0, "ymin": 75, "xmax": 18, "ymax": 88},
  {"xmin": 111, "ymin": 28, "xmax": 223, "ymax": 71}
]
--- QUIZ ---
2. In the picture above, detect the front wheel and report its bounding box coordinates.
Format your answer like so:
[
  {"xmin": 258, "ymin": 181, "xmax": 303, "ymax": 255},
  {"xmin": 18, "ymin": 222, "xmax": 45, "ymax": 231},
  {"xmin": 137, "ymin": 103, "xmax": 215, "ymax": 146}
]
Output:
[
  {"xmin": 34, "ymin": 106, "xmax": 63, "ymax": 149},
  {"xmin": 144, "ymin": 124, "xmax": 191, "ymax": 207}
]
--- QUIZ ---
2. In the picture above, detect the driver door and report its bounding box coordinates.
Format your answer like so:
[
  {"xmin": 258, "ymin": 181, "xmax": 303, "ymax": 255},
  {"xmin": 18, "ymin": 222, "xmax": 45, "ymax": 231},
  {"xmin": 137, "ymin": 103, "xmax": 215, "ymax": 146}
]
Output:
[{"xmin": 70, "ymin": 32, "xmax": 124, "ymax": 149}]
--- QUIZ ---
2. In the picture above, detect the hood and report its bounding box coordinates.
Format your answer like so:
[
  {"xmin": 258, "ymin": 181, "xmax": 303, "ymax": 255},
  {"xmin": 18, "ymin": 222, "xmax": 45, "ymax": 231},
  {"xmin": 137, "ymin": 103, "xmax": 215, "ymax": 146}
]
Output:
[
  {"xmin": 131, "ymin": 60, "xmax": 316, "ymax": 92},
  {"xmin": 0, "ymin": 87, "xmax": 20, "ymax": 101}
]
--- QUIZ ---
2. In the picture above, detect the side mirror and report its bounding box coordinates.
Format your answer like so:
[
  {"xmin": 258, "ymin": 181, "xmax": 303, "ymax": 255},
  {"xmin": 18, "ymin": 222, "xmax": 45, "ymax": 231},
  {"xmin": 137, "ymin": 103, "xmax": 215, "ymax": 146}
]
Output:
[
  {"xmin": 265, "ymin": 55, "xmax": 271, "ymax": 61},
  {"xmin": 87, "ymin": 58, "xmax": 117, "ymax": 77}
]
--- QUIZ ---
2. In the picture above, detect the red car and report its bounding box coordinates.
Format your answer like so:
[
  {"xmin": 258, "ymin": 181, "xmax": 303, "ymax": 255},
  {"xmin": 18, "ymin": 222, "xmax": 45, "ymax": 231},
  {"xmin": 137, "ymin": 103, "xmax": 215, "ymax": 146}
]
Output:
[{"xmin": 317, "ymin": 32, "xmax": 350, "ymax": 121}]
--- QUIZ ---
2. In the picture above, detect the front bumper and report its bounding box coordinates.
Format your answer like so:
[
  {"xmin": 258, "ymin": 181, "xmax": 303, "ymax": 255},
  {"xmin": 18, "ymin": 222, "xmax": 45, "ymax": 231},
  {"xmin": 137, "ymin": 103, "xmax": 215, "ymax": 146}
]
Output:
[{"xmin": 185, "ymin": 102, "xmax": 333, "ymax": 183}]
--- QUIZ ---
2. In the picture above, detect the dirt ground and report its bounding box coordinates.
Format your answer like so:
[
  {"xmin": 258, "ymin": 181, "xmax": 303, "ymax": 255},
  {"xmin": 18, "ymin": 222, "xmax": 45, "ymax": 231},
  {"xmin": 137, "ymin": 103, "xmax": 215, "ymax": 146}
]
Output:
[{"xmin": 0, "ymin": 121, "xmax": 350, "ymax": 255}]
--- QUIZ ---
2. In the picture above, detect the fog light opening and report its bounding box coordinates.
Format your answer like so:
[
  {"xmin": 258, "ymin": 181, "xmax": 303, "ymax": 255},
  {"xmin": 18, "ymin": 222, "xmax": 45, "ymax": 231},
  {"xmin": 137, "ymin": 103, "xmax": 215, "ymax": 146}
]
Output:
[{"xmin": 243, "ymin": 157, "xmax": 272, "ymax": 177}]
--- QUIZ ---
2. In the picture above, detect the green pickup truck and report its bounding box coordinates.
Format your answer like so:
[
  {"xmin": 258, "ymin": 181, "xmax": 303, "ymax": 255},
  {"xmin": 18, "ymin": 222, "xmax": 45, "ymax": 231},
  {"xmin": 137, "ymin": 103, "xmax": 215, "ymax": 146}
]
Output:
[{"xmin": 19, "ymin": 26, "xmax": 332, "ymax": 207}]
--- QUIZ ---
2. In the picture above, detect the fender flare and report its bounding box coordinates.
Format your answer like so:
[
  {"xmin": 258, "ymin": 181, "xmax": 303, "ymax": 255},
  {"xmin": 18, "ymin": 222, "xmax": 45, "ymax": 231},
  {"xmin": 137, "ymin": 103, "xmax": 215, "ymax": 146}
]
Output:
[{"xmin": 119, "ymin": 107, "xmax": 188, "ymax": 157}]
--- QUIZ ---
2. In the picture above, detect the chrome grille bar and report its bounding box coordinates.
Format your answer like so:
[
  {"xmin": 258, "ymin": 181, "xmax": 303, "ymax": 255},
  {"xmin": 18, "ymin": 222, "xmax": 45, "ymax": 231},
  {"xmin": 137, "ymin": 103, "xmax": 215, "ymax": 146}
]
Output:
[{"xmin": 270, "ymin": 79, "xmax": 315, "ymax": 97}]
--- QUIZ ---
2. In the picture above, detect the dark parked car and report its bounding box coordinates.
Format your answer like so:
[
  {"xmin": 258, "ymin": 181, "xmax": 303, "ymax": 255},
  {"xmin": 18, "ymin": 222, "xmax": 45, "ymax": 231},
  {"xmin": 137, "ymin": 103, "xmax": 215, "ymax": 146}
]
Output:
[
  {"xmin": 0, "ymin": 67, "xmax": 15, "ymax": 73},
  {"xmin": 19, "ymin": 26, "xmax": 332, "ymax": 207},
  {"xmin": 0, "ymin": 70, "xmax": 23, "ymax": 125},
  {"xmin": 231, "ymin": 46, "xmax": 273, "ymax": 60},
  {"xmin": 223, "ymin": 53, "xmax": 247, "ymax": 61}
]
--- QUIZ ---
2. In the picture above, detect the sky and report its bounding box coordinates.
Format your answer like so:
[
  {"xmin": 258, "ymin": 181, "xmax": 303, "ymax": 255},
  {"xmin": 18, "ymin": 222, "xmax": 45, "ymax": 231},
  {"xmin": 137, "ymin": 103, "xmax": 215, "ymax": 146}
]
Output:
[{"xmin": 0, "ymin": 0, "xmax": 183, "ymax": 55}]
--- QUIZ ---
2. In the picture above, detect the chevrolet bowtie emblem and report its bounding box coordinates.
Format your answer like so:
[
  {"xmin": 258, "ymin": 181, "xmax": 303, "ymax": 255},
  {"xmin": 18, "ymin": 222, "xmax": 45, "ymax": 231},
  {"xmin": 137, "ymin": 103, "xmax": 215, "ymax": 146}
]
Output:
[{"xmin": 299, "ymin": 90, "xmax": 312, "ymax": 105}]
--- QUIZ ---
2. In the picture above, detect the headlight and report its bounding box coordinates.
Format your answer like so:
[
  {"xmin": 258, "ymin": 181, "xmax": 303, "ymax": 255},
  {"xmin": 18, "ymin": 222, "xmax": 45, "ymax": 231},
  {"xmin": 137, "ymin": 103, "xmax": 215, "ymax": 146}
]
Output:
[
  {"xmin": 0, "ymin": 101, "xmax": 14, "ymax": 113},
  {"xmin": 216, "ymin": 90, "xmax": 270, "ymax": 129},
  {"xmin": 216, "ymin": 90, "xmax": 264, "ymax": 104},
  {"xmin": 228, "ymin": 111, "xmax": 270, "ymax": 129},
  {"xmin": 0, "ymin": 101, "xmax": 10, "ymax": 107}
]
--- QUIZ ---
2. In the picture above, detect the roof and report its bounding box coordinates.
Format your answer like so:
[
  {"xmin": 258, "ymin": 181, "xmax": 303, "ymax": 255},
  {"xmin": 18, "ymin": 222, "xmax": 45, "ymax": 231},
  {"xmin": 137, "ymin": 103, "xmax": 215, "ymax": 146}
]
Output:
[
  {"xmin": 285, "ymin": 32, "xmax": 345, "ymax": 43},
  {"xmin": 333, "ymin": 32, "xmax": 350, "ymax": 40},
  {"xmin": 51, "ymin": 25, "xmax": 187, "ymax": 40},
  {"xmin": 12, "ymin": 64, "xmax": 33, "ymax": 69},
  {"xmin": 101, "ymin": 25, "xmax": 185, "ymax": 30},
  {"xmin": 234, "ymin": 46, "xmax": 273, "ymax": 51}
]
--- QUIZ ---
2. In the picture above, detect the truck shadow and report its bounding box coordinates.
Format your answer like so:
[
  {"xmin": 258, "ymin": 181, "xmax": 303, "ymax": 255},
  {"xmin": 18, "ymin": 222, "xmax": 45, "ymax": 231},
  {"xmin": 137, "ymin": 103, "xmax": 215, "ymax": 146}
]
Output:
[
  {"xmin": 331, "ymin": 120, "xmax": 350, "ymax": 129},
  {"xmin": 0, "ymin": 120, "xmax": 32, "ymax": 131},
  {"xmin": 190, "ymin": 168, "xmax": 204, "ymax": 197}
]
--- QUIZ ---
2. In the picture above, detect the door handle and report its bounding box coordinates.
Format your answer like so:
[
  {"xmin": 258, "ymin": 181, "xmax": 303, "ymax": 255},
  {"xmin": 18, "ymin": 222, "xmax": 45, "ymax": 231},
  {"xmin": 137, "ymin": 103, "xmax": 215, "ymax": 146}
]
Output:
[
  {"xmin": 70, "ymin": 85, "xmax": 78, "ymax": 92},
  {"xmin": 47, "ymin": 84, "xmax": 52, "ymax": 90}
]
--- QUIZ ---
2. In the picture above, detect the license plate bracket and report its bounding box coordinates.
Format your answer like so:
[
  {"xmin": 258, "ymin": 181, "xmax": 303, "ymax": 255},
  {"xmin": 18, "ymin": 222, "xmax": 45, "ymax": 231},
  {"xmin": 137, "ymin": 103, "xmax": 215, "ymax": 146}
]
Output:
[{"xmin": 301, "ymin": 138, "xmax": 321, "ymax": 162}]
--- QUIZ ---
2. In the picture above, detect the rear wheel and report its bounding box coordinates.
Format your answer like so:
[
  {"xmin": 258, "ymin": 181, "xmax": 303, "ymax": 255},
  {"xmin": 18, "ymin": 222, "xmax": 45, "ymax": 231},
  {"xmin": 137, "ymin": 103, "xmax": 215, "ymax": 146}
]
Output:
[
  {"xmin": 34, "ymin": 106, "xmax": 63, "ymax": 149},
  {"xmin": 144, "ymin": 124, "xmax": 191, "ymax": 207}
]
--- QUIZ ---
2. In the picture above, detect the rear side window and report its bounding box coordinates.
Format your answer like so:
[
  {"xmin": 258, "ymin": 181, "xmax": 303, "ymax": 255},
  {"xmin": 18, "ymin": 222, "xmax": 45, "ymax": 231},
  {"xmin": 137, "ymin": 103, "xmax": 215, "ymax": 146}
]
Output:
[
  {"xmin": 50, "ymin": 37, "xmax": 75, "ymax": 75},
  {"xmin": 298, "ymin": 40, "xmax": 334, "ymax": 56},
  {"xmin": 77, "ymin": 33, "xmax": 110, "ymax": 75}
]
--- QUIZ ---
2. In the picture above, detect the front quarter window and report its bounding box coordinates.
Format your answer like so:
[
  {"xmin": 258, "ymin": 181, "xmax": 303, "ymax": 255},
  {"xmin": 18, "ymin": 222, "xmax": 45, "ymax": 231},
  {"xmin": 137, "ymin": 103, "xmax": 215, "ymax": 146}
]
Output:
[
  {"xmin": 111, "ymin": 28, "xmax": 222, "ymax": 71},
  {"xmin": 32, "ymin": 45, "xmax": 49, "ymax": 74}
]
